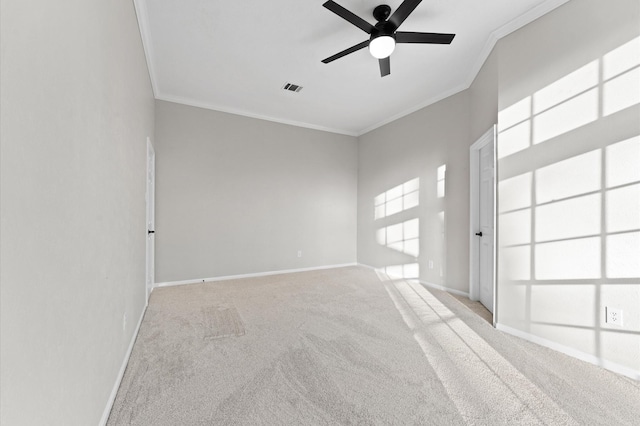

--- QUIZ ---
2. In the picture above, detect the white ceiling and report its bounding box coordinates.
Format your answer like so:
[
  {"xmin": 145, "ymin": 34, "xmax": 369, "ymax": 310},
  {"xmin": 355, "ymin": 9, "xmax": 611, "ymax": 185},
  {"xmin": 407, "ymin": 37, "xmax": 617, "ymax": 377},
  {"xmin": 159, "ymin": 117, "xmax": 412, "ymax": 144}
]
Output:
[{"xmin": 135, "ymin": 0, "xmax": 568, "ymax": 136}]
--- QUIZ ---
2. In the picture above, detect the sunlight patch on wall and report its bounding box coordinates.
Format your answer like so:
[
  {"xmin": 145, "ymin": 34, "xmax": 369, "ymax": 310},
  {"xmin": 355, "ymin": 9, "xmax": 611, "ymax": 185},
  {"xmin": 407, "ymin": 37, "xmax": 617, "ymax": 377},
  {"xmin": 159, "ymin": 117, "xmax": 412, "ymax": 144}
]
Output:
[
  {"xmin": 376, "ymin": 218, "xmax": 419, "ymax": 257},
  {"xmin": 495, "ymin": 36, "xmax": 640, "ymax": 366},
  {"xmin": 499, "ymin": 209, "xmax": 531, "ymax": 246},
  {"xmin": 606, "ymin": 185, "xmax": 640, "ymax": 233},
  {"xmin": 498, "ymin": 172, "xmax": 532, "ymax": 213},
  {"xmin": 499, "ymin": 137, "xmax": 640, "ymax": 283},
  {"xmin": 533, "ymin": 61, "xmax": 599, "ymax": 114},
  {"xmin": 497, "ymin": 96, "xmax": 531, "ymax": 159},
  {"xmin": 536, "ymin": 194, "xmax": 601, "ymax": 242},
  {"xmin": 603, "ymin": 37, "xmax": 640, "ymax": 80},
  {"xmin": 437, "ymin": 165, "xmax": 447, "ymax": 198},
  {"xmin": 499, "ymin": 246, "xmax": 531, "ymax": 281},
  {"xmin": 535, "ymin": 150, "xmax": 601, "ymax": 204},
  {"xmin": 530, "ymin": 285, "xmax": 595, "ymax": 326},
  {"xmin": 535, "ymin": 237, "xmax": 601, "ymax": 280},
  {"xmin": 531, "ymin": 60, "xmax": 599, "ymax": 144},
  {"xmin": 604, "ymin": 136, "xmax": 640, "ymax": 279},
  {"xmin": 603, "ymin": 68, "xmax": 640, "ymax": 116},
  {"xmin": 498, "ymin": 120, "xmax": 531, "ymax": 159},
  {"xmin": 497, "ymin": 38, "xmax": 640, "ymax": 160},
  {"xmin": 533, "ymin": 88, "xmax": 598, "ymax": 145},
  {"xmin": 374, "ymin": 178, "xmax": 420, "ymax": 219},
  {"xmin": 498, "ymin": 96, "xmax": 531, "ymax": 131},
  {"xmin": 603, "ymin": 36, "xmax": 640, "ymax": 117},
  {"xmin": 607, "ymin": 232, "xmax": 640, "ymax": 278},
  {"xmin": 606, "ymin": 136, "xmax": 640, "ymax": 188}
]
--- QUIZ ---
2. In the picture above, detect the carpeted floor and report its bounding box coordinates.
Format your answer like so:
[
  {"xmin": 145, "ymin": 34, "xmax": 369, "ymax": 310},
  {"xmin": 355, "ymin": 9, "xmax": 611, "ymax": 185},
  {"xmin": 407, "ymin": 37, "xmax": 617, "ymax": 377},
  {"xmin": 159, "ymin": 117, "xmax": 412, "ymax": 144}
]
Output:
[
  {"xmin": 451, "ymin": 293, "xmax": 493, "ymax": 325},
  {"xmin": 107, "ymin": 266, "xmax": 640, "ymax": 425}
]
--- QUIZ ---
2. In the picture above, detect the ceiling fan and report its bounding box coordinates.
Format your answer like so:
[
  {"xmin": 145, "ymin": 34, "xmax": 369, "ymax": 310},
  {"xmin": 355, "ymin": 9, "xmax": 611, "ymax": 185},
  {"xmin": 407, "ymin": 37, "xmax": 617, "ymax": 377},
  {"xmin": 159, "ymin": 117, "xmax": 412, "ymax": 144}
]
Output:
[{"xmin": 321, "ymin": 0, "xmax": 455, "ymax": 77}]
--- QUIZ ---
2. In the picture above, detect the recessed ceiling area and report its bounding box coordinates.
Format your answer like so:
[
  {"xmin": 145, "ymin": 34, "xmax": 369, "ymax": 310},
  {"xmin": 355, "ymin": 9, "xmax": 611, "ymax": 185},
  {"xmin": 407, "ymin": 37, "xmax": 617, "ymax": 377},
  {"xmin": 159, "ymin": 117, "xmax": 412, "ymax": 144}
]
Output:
[{"xmin": 135, "ymin": 0, "xmax": 568, "ymax": 135}]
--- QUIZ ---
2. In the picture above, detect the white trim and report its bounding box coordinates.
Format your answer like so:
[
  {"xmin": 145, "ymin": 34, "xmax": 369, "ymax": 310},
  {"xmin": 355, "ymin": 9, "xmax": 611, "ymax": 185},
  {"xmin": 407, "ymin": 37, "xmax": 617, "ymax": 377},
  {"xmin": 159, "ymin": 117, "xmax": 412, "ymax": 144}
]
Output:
[
  {"xmin": 155, "ymin": 95, "xmax": 359, "ymax": 137},
  {"xmin": 496, "ymin": 323, "xmax": 640, "ymax": 381},
  {"xmin": 134, "ymin": 1, "xmax": 569, "ymax": 137},
  {"xmin": 465, "ymin": 32, "xmax": 500, "ymax": 90},
  {"xmin": 469, "ymin": 126, "xmax": 497, "ymax": 324},
  {"xmin": 132, "ymin": 0, "xmax": 158, "ymax": 97},
  {"xmin": 99, "ymin": 302, "xmax": 148, "ymax": 426},
  {"xmin": 145, "ymin": 137, "xmax": 155, "ymax": 304},
  {"xmin": 358, "ymin": 0, "xmax": 570, "ymax": 136},
  {"xmin": 464, "ymin": 0, "xmax": 570, "ymax": 89},
  {"xmin": 420, "ymin": 280, "xmax": 469, "ymax": 298},
  {"xmin": 156, "ymin": 263, "xmax": 358, "ymax": 287},
  {"xmin": 357, "ymin": 263, "xmax": 377, "ymax": 271},
  {"xmin": 493, "ymin": 0, "xmax": 570, "ymax": 40}
]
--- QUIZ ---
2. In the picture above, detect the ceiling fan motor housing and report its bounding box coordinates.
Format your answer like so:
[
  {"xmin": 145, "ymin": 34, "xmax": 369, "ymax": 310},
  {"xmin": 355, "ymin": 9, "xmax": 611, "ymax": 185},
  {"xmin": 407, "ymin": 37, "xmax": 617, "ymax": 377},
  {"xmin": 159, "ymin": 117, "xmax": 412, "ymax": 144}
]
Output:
[
  {"xmin": 371, "ymin": 20, "xmax": 396, "ymax": 40},
  {"xmin": 372, "ymin": 4, "xmax": 392, "ymax": 22},
  {"xmin": 371, "ymin": 5, "xmax": 396, "ymax": 44},
  {"xmin": 321, "ymin": 0, "xmax": 456, "ymax": 77}
]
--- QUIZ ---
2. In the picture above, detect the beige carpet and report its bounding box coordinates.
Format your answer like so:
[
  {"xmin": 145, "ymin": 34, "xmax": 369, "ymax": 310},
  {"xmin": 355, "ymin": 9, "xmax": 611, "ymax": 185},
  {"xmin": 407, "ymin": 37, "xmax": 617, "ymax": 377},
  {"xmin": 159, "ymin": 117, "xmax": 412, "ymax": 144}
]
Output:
[
  {"xmin": 108, "ymin": 266, "xmax": 640, "ymax": 425},
  {"xmin": 451, "ymin": 293, "xmax": 493, "ymax": 325}
]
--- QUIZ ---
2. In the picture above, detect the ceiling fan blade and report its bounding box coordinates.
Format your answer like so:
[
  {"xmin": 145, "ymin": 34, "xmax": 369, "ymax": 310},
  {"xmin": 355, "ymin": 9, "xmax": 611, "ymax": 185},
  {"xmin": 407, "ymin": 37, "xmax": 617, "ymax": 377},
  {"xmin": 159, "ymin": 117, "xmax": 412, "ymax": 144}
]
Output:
[
  {"xmin": 389, "ymin": 0, "xmax": 423, "ymax": 28},
  {"xmin": 379, "ymin": 57, "xmax": 390, "ymax": 77},
  {"xmin": 323, "ymin": 1, "xmax": 374, "ymax": 34},
  {"xmin": 396, "ymin": 32, "xmax": 456, "ymax": 44},
  {"xmin": 322, "ymin": 40, "xmax": 369, "ymax": 64}
]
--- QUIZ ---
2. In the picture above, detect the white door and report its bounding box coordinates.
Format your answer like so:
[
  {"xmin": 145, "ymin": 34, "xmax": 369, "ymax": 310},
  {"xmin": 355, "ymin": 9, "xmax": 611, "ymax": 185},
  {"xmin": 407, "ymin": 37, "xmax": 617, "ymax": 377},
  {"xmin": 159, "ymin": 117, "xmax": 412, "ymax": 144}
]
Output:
[
  {"xmin": 145, "ymin": 138, "xmax": 155, "ymax": 302},
  {"xmin": 478, "ymin": 141, "xmax": 494, "ymax": 313}
]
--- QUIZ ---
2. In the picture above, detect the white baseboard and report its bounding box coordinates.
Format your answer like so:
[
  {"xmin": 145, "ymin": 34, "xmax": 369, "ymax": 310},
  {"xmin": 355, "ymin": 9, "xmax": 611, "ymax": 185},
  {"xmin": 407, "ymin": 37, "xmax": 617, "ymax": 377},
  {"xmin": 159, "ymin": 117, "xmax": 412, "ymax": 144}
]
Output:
[
  {"xmin": 100, "ymin": 301, "xmax": 148, "ymax": 425},
  {"xmin": 155, "ymin": 263, "xmax": 358, "ymax": 288},
  {"xmin": 357, "ymin": 263, "xmax": 470, "ymax": 298},
  {"xmin": 357, "ymin": 263, "xmax": 377, "ymax": 271},
  {"xmin": 496, "ymin": 323, "xmax": 640, "ymax": 381},
  {"xmin": 420, "ymin": 280, "xmax": 469, "ymax": 298}
]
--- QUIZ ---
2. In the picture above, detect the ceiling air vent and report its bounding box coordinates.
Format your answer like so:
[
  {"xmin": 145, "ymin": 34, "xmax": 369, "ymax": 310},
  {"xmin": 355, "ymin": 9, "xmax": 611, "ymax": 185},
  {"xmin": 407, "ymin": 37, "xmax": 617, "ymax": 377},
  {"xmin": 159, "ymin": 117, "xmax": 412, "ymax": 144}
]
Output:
[{"xmin": 282, "ymin": 82, "xmax": 303, "ymax": 93}]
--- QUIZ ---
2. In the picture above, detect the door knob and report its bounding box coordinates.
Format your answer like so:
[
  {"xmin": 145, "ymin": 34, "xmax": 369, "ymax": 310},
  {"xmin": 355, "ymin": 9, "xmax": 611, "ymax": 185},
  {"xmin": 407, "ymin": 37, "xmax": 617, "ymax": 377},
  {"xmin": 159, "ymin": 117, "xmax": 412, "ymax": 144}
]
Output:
[
  {"xmin": 475, "ymin": 232, "xmax": 483, "ymax": 237},
  {"xmin": 148, "ymin": 230, "xmax": 155, "ymax": 234}
]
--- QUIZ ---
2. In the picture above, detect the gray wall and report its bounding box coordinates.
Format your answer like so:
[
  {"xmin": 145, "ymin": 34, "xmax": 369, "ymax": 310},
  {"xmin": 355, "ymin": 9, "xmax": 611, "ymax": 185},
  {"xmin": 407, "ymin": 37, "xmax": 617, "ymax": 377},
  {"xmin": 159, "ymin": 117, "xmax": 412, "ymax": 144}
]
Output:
[
  {"xmin": 470, "ymin": 48, "xmax": 499, "ymax": 142},
  {"xmin": 2, "ymin": 3, "xmax": 637, "ymax": 424},
  {"xmin": 356, "ymin": 39, "xmax": 499, "ymax": 294},
  {"xmin": 496, "ymin": 0, "xmax": 640, "ymax": 374},
  {"xmin": 154, "ymin": 101, "xmax": 358, "ymax": 283},
  {"xmin": 0, "ymin": 0, "xmax": 155, "ymax": 424},
  {"xmin": 356, "ymin": 0, "xmax": 639, "ymax": 376},
  {"xmin": 357, "ymin": 91, "xmax": 473, "ymax": 293}
]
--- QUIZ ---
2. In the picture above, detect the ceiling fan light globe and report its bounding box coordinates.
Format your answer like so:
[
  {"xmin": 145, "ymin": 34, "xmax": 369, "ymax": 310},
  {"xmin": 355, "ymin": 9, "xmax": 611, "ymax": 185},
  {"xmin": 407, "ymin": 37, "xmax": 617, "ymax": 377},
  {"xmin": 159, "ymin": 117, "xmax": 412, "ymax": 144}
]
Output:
[{"xmin": 369, "ymin": 36, "xmax": 395, "ymax": 59}]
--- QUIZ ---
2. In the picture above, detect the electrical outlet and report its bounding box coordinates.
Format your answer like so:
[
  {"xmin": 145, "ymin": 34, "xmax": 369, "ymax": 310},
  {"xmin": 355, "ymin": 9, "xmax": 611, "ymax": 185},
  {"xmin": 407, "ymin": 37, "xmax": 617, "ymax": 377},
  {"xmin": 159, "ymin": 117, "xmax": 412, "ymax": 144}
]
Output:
[
  {"xmin": 123, "ymin": 313, "xmax": 127, "ymax": 331},
  {"xmin": 297, "ymin": 250, "xmax": 302, "ymax": 258},
  {"xmin": 605, "ymin": 307, "xmax": 623, "ymax": 327}
]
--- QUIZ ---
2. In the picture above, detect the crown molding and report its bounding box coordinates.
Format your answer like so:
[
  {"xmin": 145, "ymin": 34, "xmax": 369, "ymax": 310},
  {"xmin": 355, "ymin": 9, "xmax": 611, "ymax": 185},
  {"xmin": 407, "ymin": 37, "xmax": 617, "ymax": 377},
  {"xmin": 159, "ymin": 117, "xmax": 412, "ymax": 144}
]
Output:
[
  {"xmin": 133, "ymin": 0, "xmax": 158, "ymax": 97},
  {"xmin": 134, "ymin": 0, "xmax": 571, "ymax": 137},
  {"xmin": 156, "ymin": 94, "xmax": 358, "ymax": 137}
]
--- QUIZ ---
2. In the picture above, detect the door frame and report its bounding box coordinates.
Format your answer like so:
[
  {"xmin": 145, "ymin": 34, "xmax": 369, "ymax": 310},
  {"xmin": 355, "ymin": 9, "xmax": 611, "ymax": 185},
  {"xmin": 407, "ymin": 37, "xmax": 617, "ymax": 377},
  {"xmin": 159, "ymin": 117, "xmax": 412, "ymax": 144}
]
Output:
[
  {"xmin": 145, "ymin": 137, "xmax": 155, "ymax": 304},
  {"xmin": 469, "ymin": 125, "xmax": 497, "ymax": 325}
]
